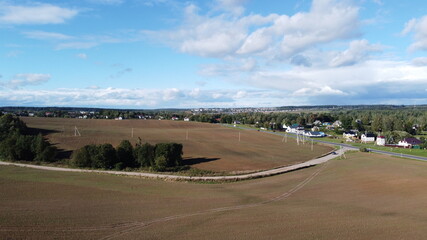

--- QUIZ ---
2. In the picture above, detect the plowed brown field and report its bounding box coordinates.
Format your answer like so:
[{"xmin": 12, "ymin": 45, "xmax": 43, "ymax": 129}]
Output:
[
  {"xmin": 1, "ymin": 152, "xmax": 427, "ymax": 239},
  {"xmin": 22, "ymin": 117, "xmax": 332, "ymax": 172}
]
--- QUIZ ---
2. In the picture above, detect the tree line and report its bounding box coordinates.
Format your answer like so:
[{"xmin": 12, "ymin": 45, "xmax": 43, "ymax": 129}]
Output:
[
  {"xmin": 0, "ymin": 114, "xmax": 57, "ymax": 162},
  {"xmin": 71, "ymin": 139, "xmax": 183, "ymax": 171}
]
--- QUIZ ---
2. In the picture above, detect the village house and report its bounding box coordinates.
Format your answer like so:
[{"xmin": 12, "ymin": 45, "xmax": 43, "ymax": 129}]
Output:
[
  {"xmin": 332, "ymin": 120, "xmax": 342, "ymax": 128},
  {"xmin": 398, "ymin": 138, "xmax": 422, "ymax": 148},
  {"xmin": 361, "ymin": 133, "xmax": 376, "ymax": 143},
  {"xmin": 286, "ymin": 124, "xmax": 305, "ymax": 134},
  {"xmin": 304, "ymin": 131, "xmax": 326, "ymax": 138},
  {"xmin": 376, "ymin": 136, "xmax": 386, "ymax": 146},
  {"xmin": 343, "ymin": 131, "xmax": 358, "ymax": 140},
  {"xmin": 313, "ymin": 120, "xmax": 322, "ymax": 126},
  {"xmin": 184, "ymin": 117, "xmax": 190, "ymax": 121}
]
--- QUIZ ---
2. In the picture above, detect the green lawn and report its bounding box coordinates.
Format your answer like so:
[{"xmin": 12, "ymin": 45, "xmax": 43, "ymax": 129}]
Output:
[{"xmin": 238, "ymin": 124, "xmax": 427, "ymax": 158}]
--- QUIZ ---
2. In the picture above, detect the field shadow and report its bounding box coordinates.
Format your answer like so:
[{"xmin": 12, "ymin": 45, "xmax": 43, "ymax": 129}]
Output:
[
  {"xmin": 56, "ymin": 149, "xmax": 73, "ymax": 159},
  {"xmin": 27, "ymin": 127, "xmax": 60, "ymax": 136},
  {"xmin": 183, "ymin": 157, "xmax": 220, "ymax": 165}
]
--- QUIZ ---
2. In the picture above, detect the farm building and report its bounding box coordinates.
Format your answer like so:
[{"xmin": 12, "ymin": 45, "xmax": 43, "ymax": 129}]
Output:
[
  {"xmin": 286, "ymin": 124, "xmax": 304, "ymax": 134},
  {"xmin": 332, "ymin": 120, "xmax": 342, "ymax": 128},
  {"xmin": 398, "ymin": 138, "xmax": 422, "ymax": 148},
  {"xmin": 304, "ymin": 131, "xmax": 326, "ymax": 138},
  {"xmin": 361, "ymin": 133, "xmax": 376, "ymax": 143},
  {"xmin": 376, "ymin": 136, "xmax": 386, "ymax": 146},
  {"xmin": 343, "ymin": 131, "xmax": 358, "ymax": 139},
  {"xmin": 311, "ymin": 126, "xmax": 320, "ymax": 131},
  {"xmin": 184, "ymin": 117, "xmax": 190, "ymax": 121},
  {"xmin": 313, "ymin": 120, "xmax": 322, "ymax": 126}
]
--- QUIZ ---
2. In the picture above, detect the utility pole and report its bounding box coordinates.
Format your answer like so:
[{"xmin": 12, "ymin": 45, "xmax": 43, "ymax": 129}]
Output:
[
  {"xmin": 74, "ymin": 126, "xmax": 81, "ymax": 136},
  {"xmin": 311, "ymin": 139, "xmax": 313, "ymax": 151}
]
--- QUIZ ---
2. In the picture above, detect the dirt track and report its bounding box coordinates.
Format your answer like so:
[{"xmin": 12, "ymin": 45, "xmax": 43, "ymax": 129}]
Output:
[{"xmin": 0, "ymin": 148, "xmax": 347, "ymax": 181}]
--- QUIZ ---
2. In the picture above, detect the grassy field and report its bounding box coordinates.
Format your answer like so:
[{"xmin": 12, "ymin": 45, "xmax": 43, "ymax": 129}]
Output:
[
  {"xmin": 1, "ymin": 152, "xmax": 427, "ymax": 239},
  {"xmin": 21, "ymin": 117, "xmax": 332, "ymax": 173}
]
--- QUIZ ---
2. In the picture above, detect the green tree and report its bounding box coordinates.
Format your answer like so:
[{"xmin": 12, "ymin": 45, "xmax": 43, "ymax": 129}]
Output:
[
  {"xmin": 134, "ymin": 143, "xmax": 155, "ymax": 167},
  {"xmin": 116, "ymin": 140, "xmax": 135, "ymax": 168}
]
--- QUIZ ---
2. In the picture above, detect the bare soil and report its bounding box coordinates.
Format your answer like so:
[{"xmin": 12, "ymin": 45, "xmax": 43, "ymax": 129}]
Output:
[
  {"xmin": 22, "ymin": 117, "xmax": 332, "ymax": 172},
  {"xmin": 1, "ymin": 152, "xmax": 427, "ymax": 239}
]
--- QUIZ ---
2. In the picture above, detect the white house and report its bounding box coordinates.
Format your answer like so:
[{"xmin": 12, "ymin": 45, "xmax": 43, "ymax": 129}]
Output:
[
  {"xmin": 332, "ymin": 120, "xmax": 342, "ymax": 128},
  {"xmin": 304, "ymin": 131, "xmax": 326, "ymax": 138},
  {"xmin": 313, "ymin": 120, "xmax": 322, "ymax": 126},
  {"xmin": 171, "ymin": 116, "xmax": 179, "ymax": 121},
  {"xmin": 361, "ymin": 133, "xmax": 376, "ymax": 143},
  {"xmin": 184, "ymin": 117, "xmax": 190, "ymax": 122},
  {"xmin": 286, "ymin": 124, "xmax": 304, "ymax": 134},
  {"xmin": 398, "ymin": 138, "xmax": 422, "ymax": 148},
  {"xmin": 343, "ymin": 131, "xmax": 357, "ymax": 139},
  {"xmin": 376, "ymin": 136, "xmax": 386, "ymax": 146}
]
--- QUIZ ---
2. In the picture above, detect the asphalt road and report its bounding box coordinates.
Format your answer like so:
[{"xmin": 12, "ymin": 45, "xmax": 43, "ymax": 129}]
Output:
[{"xmin": 228, "ymin": 124, "xmax": 427, "ymax": 162}]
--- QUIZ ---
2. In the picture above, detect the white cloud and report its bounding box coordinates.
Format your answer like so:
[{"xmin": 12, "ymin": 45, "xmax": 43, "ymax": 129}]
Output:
[
  {"xmin": 56, "ymin": 42, "xmax": 98, "ymax": 50},
  {"xmin": 402, "ymin": 16, "xmax": 427, "ymax": 52},
  {"xmin": 0, "ymin": 3, "xmax": 78, "ymax": 25},
  {"xmin": 199, "ymin": 58, "xmax": 257, "ymax": 76},
  {"xmin": 1, "ymin": 73, "xmax": 51, "ymax": 88},
  {"xmin": 330, "ymin": 39, "xmax": 382, "ymax": 67},
  {"xmin": 76, "ymin": 53, "xmax": 88, "ymax": 59},
  {"xmin": 293, "ymin": 86, "xmax": 347, "ymax": 96},
  {"xmin": 412, "ymin": 57, "xmax": 427, "ymax": 66},
  {"xmin": 23, "ymin": 31, "xmax": 73, "ymax": 40},
  {"xmin": 248, "ymin": 60, "xmax": 427, "ymax": 95},
  {"xmin": 0, "ymin": 87, "xmax": 293, "ymax": 108},
  {"xmin": 213, "ymin": 0, "xmax": 248, "ymax": 15},
  {"xmin": 146, "ymin": 0, "xmax": 360, "ymax": 59}
]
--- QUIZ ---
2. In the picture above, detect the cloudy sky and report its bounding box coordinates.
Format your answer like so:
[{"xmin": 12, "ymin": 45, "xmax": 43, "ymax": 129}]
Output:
[{"xmin": 1, "ymin": 0, "xmax": 427, "ymax": 108}]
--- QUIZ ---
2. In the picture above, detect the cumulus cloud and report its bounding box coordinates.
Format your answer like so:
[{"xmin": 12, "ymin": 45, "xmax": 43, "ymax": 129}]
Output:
[
  {"xmin": 402, "ymin": 16, "xmax": 427, "ymax": 52},
  {"xmin": 145, "ymin": 0, "xmax": 360, "ymax": 60},
  {"xmin": 1, "ymin": 73, "xmax": 51, "ymax": 88},
  {"xmin": 248, "ymin": 60, "xmax": 427, "ymax": 96},
  {"xmin": 213, "ymin": 0, "xmax": 248, "ymax": 15},
  {"xmin": 292, "ymin": 86, "xmax": 347, "ymax": 96},
  {"xmin": 330, "ymin": 39, "xmax": 382, "ymax": 67},
  {"xmin": 412, "ymin": 57, "xmax": 427, "ymax": 66},
  {"xmin": 0, "ymin": 3, "xmax": 78, "ymax": 25}
]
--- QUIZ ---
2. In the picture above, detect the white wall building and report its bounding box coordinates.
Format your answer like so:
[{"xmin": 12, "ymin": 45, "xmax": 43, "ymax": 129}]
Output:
[{"xmin": 376, "ymin": 136, "xmax": 386, "ymax": 146}]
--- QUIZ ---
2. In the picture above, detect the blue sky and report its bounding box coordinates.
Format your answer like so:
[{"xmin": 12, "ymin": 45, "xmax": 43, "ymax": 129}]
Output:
[{"xmin": 1, "ymin": 0, "xmax": 427, "ymax": 108}]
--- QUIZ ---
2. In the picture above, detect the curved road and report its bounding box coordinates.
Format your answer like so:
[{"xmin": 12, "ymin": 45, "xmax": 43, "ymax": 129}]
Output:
[{"xmin": 0, "ymin": 147, "xmax": 348, "ymax": 181}]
